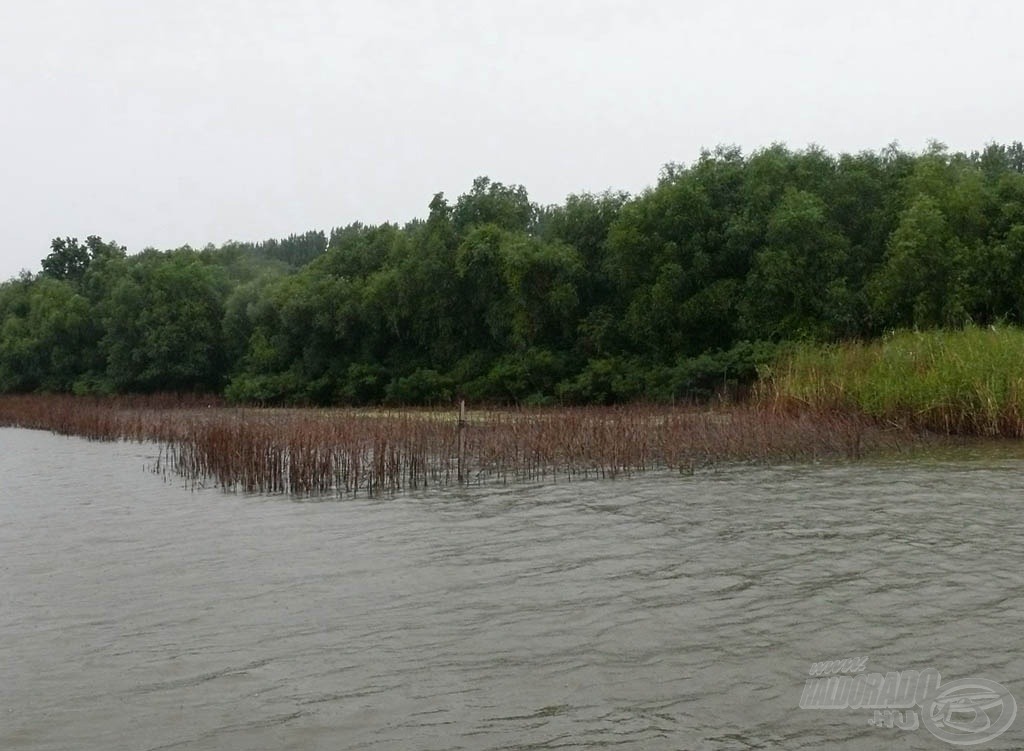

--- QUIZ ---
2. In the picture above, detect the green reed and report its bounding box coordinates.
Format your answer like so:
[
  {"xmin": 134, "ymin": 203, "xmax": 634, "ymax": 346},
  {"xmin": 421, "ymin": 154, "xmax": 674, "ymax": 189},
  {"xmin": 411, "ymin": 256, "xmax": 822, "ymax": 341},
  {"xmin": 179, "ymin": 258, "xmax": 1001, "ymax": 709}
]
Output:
[{"xmin": 765, "ymin": 325, "xmax": 1024, "ymax": 436}]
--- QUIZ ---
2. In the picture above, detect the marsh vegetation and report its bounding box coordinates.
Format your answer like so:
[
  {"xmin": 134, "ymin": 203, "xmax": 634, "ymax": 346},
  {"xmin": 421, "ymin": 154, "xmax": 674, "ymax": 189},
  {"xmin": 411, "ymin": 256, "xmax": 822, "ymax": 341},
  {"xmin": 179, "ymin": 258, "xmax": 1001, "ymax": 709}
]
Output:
[
  {"xmin": 0, "ymin": 395, "xmax": 926, "ymax": 495},
  {"xmin": 766, "ymin": 326, "xmax": 1024, "ymax": 436}
]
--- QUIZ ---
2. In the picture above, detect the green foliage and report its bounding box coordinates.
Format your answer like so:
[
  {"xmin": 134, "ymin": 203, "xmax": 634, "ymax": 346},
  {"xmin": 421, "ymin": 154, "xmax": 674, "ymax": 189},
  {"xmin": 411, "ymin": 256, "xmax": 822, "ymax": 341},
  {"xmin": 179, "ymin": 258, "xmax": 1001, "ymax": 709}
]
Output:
[
  {"xmin": 6, "ymin": 142, "xmax": 1024, "ymax": 405},
  {"xmin": 99, "ymin": 249, "xmax": 230, "ymax": 392},
  {"xmin": 656, "ymin": 341, "xmax": 780, "ymax": 402},
  {"xmin": 224, "ymin": 371, "xmax": 306, "ymax": 405},
  {"xmin": 452, "ymin": 177, "xmax": 535, "ymax": 233},
  {"xmin": 463, "ymin": 349, "xmax": 569, "ymax": 404},
  {"xmin": 218, "ymin": 230, "xmax": 326, "ymax": 268},
  {"xmin": 41, "ymin": 235, "xmax": 125, "ymax": 283},
  {"xmin": 384, "ymin": 369, "xmax": 454, "ymax": 406},
  {"xmin": 556, "ymin": 358, "xmax": 647, "ymax": 405},
  {"xmin": 868, "ymin": 195, "xmax": 962, "ymax": 327},
  {"xmin": 741, "ymin": 188, "xmax": 851, "ymax": 339},
  {"xmin": 337, "ymin": 362, "xmax": 388, "ymax": 404},
  {"xmin": 768, "ymin": 326, "xmax": 1024, "ymax": 435},
  {"xmin": 0, "ymin": 276, "xmax": 102, "ymax": 391}
]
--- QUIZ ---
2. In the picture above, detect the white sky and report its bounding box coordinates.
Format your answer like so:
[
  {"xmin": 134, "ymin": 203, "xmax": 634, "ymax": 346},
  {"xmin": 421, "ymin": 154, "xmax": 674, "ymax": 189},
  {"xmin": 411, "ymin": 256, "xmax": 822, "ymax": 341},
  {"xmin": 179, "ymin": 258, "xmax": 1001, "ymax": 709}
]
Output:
[{"xmin": 2, "ymin": 0, "xmax": 1022, "ymax": 280}]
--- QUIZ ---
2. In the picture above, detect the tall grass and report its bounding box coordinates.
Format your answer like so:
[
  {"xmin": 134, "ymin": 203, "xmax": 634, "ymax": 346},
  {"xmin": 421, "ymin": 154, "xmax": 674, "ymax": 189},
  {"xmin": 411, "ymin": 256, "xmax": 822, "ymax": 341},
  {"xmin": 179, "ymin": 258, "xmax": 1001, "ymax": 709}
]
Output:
[
  {"xmin": 765, "ymin": 325, "xmax": 1024, "ymax": 436},
  {"xmin": 0, "ymin": 395, "xmax": 922, "ymax": 496}
]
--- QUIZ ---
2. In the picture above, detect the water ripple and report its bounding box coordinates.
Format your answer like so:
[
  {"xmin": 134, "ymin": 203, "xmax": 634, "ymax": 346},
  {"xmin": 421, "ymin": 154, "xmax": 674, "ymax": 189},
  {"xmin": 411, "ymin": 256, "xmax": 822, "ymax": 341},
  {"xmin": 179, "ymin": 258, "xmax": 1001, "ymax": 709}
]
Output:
[{"xmin": 1, "ymin": 428, "xmax": 1023, "ymax": 749}]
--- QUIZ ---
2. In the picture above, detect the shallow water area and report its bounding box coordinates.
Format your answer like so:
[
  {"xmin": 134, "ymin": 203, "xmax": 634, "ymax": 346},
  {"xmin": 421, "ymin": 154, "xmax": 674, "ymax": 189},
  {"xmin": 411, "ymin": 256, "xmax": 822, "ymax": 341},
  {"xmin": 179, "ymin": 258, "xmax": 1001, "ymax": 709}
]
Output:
[{"xmin": 2, "ymin": 427, "xmax": 1022, "ymax": 749}]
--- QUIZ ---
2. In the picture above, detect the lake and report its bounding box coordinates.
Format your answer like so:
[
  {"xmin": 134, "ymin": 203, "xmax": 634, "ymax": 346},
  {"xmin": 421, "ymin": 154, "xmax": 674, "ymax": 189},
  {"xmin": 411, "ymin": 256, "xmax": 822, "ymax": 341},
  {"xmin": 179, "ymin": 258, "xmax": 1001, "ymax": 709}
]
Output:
[{"xmin": 1, "ymin": 427, "xmax": 1021, "ymax": 749}]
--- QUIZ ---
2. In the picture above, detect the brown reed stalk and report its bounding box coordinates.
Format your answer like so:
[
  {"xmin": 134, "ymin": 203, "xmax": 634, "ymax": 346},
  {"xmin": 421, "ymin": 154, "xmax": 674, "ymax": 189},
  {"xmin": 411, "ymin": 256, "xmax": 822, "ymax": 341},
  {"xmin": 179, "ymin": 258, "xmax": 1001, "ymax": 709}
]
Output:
[{"xmin": 0, "ymin": 394, "xmax": 934, "ymax": 496}]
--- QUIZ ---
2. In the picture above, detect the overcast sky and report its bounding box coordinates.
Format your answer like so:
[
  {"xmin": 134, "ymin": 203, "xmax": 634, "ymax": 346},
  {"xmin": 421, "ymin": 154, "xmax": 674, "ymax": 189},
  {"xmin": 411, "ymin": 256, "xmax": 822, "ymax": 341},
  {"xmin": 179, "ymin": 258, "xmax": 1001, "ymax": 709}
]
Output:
[{"xmin": 1, "ymin": 0, "xmax": 1022, "ymax": 280}]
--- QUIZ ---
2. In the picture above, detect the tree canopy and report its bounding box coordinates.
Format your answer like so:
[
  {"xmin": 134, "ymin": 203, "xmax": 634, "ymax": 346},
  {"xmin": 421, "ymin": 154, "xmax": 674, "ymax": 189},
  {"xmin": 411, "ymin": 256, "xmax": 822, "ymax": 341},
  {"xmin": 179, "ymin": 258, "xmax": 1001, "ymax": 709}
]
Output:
[{"xmin": 3, "ymin": 141, "xmax": 1024, "ymax": 404}]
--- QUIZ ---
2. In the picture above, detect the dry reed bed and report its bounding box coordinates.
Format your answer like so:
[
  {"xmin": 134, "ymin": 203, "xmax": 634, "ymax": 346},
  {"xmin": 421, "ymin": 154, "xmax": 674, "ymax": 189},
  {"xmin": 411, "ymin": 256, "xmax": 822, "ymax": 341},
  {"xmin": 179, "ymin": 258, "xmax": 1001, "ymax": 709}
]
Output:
[{"xmin": 0, "ymin": 395, "xmax": 924, "ymax": 495}]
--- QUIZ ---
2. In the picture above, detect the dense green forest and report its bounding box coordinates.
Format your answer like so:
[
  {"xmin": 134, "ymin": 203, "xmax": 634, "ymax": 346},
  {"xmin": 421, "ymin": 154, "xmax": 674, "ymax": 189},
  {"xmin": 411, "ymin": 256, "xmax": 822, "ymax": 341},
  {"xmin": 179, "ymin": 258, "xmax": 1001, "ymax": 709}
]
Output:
[{"xmin": 2, "ymin": 141, "xmax": 1023, "ymax": 405}]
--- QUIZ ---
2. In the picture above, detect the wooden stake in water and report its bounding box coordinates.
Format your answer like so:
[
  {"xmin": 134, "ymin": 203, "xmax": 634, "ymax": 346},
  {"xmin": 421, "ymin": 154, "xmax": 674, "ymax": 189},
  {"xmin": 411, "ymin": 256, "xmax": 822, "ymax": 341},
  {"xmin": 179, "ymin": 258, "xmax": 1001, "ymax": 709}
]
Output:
[{"xmin": 457, "ymin": 399, "xmax": 466, "ymax": 484}]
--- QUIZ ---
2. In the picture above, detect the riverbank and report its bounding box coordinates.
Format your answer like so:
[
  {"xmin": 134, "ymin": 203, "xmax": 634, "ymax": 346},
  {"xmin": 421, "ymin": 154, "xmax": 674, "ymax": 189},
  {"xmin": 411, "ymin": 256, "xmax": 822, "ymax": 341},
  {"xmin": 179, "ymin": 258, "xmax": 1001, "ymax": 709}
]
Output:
[{"xmin": 0, "ymin": 395, "xmax": 929, "ymax": 495}]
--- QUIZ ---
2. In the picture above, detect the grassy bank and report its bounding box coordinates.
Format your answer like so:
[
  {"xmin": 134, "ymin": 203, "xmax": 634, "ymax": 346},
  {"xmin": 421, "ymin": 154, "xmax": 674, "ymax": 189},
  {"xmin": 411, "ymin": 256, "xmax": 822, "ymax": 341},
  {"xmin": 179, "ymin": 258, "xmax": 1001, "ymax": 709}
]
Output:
[
  {"xmin": 0, "ymin": 395, "xmax": 921, "ymax": 495},
  {"xmin": 765, "ymin": 325, "xmax": 1024, "ymax": 436}
]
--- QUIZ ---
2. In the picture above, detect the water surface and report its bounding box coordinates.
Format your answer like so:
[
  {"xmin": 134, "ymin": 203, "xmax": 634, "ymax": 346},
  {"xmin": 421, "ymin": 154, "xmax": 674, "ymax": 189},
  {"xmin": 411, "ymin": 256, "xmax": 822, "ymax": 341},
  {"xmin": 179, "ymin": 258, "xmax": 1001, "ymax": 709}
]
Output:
[{"xmin": 2, "ymin": 427, "xmax": 1022, "ymax": 749}]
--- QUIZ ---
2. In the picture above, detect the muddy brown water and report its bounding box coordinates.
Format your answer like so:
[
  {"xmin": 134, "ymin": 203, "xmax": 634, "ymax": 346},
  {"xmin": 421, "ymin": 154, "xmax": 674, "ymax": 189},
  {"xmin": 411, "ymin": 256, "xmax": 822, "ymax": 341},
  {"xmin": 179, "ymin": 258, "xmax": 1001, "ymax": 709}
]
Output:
[{"xmin": 2, "ymin": 427, "xmax": 1022, "ymax": 749}]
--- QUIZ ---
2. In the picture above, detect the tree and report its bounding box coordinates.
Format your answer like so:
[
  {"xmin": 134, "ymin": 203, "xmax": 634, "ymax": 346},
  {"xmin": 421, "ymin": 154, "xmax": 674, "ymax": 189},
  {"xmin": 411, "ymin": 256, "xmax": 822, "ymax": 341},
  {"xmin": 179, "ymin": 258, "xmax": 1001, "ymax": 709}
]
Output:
[
  {"xmin": 452, "ymin": 177, "xmax": 536, "ymax": 234},
  {"xmin": 101, "ymin": 249, "xmax": 229, "ymax": 392},
  {"xmin": 0, "ymin": 277, "xmax": 99, "ymax": 391},
  {"xmin": 868, "ymin": 195, "xmax": 962, "ymax": 328},
  {"xmin": 740, "ymin": 188, "xmax": 852, "ymax": 339},
  {"xmin": 41, "ymin": 235, "xmax": 125, "ymax": 283}
]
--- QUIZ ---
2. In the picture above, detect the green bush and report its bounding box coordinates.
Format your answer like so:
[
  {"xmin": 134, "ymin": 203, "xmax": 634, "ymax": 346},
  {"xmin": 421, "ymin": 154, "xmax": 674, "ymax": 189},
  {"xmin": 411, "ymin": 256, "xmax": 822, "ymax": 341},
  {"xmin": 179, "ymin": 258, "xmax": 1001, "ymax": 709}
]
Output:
[
  {"xmin": 225, "ymin": 371, "xmax": 305, "ymax": 405},
  {"xmin": 462, "ymin": 349, "xmax": 568, "ymax": 403},
  {"xmin": 384, "ymin": 369, "xmax": 454, "ymax": 406}
]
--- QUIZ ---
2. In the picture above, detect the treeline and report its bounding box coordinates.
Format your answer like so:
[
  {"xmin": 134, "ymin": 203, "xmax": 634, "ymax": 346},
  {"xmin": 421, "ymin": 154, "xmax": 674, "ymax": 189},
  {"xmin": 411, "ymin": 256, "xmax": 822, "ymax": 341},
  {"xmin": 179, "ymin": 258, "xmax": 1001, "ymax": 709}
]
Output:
[{"xmin": 2, "ymin": 141, "xmax": 1023, "ymax": 405}]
